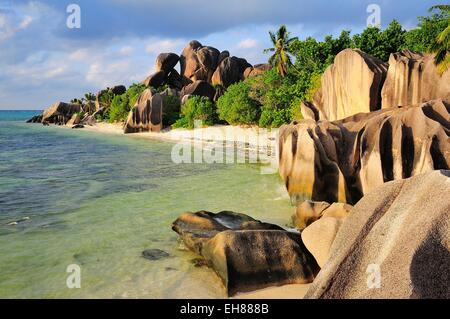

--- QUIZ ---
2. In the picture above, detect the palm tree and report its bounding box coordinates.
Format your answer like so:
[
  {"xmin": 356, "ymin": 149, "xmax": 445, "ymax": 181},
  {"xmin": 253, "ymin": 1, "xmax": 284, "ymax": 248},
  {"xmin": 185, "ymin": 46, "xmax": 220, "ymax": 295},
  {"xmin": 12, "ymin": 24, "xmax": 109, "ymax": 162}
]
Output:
[
  {"xmin": 84, "ymin": 92, "xmax": 96, "ymax": 101},
  {"xmin": 263, "ymin": 25, "xmax": 298, "ymax": 77},
  {"xmin": 429, "ymin": 5, "xmax": 450, "ymax": 74}
]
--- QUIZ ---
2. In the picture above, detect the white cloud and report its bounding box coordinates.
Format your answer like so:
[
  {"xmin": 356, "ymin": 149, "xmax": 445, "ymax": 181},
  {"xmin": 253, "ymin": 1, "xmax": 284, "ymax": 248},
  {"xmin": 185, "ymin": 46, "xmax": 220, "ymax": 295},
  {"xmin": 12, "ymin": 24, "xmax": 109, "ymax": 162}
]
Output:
[
  {"xmin": 119, "ymin": 46, "xmax": 134, "ymax": 56},
  {"xmin": 145, "ymin": 38, "xmax": 186, "ymax": 55},
  {"xmin": 19, "ymin": 15, "xmax": 33, "ymax": 29},
  {"xmin": 237, "ymin": 38, "xmax": 258, "ymax": 49},
  {"xmin": 69, "ymin": 49, "xmax": 90, "ymax": 61}
]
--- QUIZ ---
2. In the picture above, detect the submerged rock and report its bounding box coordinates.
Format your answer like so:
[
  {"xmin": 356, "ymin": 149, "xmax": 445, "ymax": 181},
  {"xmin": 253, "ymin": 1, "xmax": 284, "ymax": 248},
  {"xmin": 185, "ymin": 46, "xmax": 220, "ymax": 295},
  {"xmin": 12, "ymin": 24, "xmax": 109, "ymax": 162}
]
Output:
[
  {"xmin": 142, "ymin": 249, "xmax": 170, "ymax": 261},
  {"xmin": 172, "ymin": 210, "xmax": 319, "ymax": 296},
  {"xmin": 279, "ymin": 98, "xmax": 450, "ymax": 205},
  {"xmin": 305, "ymin": 170, "xmax": 450, "ymax": 299}
]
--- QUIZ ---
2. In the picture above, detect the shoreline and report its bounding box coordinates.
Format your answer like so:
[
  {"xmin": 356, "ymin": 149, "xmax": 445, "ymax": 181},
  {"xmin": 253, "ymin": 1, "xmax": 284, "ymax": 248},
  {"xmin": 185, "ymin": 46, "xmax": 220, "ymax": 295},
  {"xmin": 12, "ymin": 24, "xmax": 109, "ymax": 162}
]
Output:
[{"xmin": 66, "ymin": 122, "xmax": 311, "ymax": 298}]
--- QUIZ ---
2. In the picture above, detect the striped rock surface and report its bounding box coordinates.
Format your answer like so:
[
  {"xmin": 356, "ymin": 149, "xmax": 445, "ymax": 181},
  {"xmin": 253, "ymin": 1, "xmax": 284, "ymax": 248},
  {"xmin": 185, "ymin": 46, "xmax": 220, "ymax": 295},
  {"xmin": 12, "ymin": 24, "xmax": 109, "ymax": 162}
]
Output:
[
  {"xmin": 381, "ymin": 51, "xmax": 450, "ymax": 109},
  {"xmin": 301, "ymin": 49, "xmax": 388, "ymax": 121},
  {"xmin": 279, "ymin": 98, "xmax": 450, "ymax": 205},
  {"xmin": 123, "ymin": 89, "xmax": 163, "ymax": 133}
]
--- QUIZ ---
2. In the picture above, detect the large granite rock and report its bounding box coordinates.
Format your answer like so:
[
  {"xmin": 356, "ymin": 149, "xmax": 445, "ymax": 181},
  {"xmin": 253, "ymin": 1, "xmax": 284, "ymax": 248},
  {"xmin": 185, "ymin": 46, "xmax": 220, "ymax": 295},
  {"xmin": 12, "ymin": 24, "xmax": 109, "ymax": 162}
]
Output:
[
  {"xmin": 243, "ymin": 63, "xmax": 272, "ymax": 79},
  {"xmin": 279, "ymin": 98, "xmax": 450, "ymax": 205},
  {"xmin": 293, "ymin": 201, "xmax": 352, "ymax": 230},
  {"xmin": 203, "ymin": 230, "xmax": 319, "ymax": 296},
  {"xmin": 123, "ymin": 89, "xmax": 163, "ymax": 133},
  {"xmin": 211, "ymin": 56, "xmax": 242, "ymax": 88},
  {"xmin": 301, "ymin": 216, "xmax": 346, "ymax": 268},
  {"xmin": 180, "ymin": 41, "xmax": 220, "ymax": 83},
  {"xmin": 382, "ymin": 51, "xmax": 450, "ymax": 109},
  {"xmin": 180, "ymin": 80, "xmax": 216, "ymax": 101},
  {"xmin": 301, "ymin": 49, "xmax": 388, "ymax": 121},
  {"xmin": 305, "ymin": 170, "xmax": 450, "ymax": 299},
  {"xmin": 142, "ymin": 70, "xmax": 167, "ymax": 88},
  {"xmin": 172, "ymin": 211, "xmax": 319, "ymax": 296},
  {"xmin": 41, "ymin": 101, "xmax": 82, "ymax": 124},
  {"xmin": 155, "ymin": 53, "xmax": 180, "ymax": 73}
]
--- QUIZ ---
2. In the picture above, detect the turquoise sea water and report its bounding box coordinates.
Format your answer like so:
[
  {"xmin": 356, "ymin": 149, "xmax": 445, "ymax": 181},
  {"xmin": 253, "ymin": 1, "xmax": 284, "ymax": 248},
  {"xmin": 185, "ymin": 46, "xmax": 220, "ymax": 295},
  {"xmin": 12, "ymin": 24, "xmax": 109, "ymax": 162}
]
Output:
[{"xmin": 0, "ymin": 112, "xmax": 294, "ymax": 298}]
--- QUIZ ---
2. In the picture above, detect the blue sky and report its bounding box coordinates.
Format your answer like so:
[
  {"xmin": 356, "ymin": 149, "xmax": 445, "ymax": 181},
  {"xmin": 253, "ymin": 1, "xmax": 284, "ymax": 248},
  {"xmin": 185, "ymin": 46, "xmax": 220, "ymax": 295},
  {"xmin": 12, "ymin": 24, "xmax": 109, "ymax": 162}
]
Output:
[{"xmin": 0, "ymin": 0, "xmax": 441, "ymax": 109}]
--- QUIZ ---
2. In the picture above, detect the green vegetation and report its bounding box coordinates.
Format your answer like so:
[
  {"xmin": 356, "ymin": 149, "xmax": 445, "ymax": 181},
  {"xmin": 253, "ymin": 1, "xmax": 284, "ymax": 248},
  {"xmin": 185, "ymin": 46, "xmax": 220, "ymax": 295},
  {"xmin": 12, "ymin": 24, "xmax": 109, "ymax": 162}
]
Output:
[
  {"xmin": 217, "ymin": 81, "xmax": 260, "ymax": 125},
  {"xmin": 427, "ymin": 5, "xmax": 450, "ymax": 74},
  {"xmin": 173, "ymin": 96, "xmax": 216, "ymax": 129},
  {"xmin": 162, "ymin": 95, "xmax": 181, "ymax": 126},
  {"xmin": 263, "ymin": 25, "xmax": 298, "ymax": 77},
  {"xmin": 107, "ymin": 84, "xmax": 146, "ymax": 123},
  {"xmin": 215, "ymin": 6, "xmax": 449, "ymax": 128}
]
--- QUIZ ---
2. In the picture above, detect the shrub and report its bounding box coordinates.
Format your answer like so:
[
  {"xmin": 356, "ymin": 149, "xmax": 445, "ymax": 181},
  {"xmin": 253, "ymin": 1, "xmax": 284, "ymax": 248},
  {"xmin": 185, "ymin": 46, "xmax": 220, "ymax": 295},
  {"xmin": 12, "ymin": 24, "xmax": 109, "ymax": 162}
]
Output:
[
  {"xmin": 107, "ymin": 84, "xmax": 146, "ymax": 123},
  {"xmin": 173, "ymin": 96, "xmax": 216, "ymax": 129},
  {"xmin": 259, "ymin": 108, "xmax": 292, "ymax": 128},
  {"xmin": 162, "ymin": 95, "xmax": 181, "ymax": 126},
  {"xmin": 216, "ymin": 81, "xmax": 261, "ymax": 125}
]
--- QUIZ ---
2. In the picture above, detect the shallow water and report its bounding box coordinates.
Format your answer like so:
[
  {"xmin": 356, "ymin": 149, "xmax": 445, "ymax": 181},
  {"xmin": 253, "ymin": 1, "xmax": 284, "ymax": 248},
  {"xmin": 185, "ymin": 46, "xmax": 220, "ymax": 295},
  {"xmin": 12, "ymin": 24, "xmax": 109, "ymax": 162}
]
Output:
[{"xmin": 0, "ymin": 118, "xmax": 294, "ymax": 298}]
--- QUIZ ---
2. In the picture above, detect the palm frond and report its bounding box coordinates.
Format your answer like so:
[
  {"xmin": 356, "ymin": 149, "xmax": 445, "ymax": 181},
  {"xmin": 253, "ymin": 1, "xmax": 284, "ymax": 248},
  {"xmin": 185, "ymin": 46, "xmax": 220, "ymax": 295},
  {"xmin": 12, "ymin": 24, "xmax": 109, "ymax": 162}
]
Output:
[{"xmin": 429, "ymin": 5, "xmax": 450, "ymax": 13}]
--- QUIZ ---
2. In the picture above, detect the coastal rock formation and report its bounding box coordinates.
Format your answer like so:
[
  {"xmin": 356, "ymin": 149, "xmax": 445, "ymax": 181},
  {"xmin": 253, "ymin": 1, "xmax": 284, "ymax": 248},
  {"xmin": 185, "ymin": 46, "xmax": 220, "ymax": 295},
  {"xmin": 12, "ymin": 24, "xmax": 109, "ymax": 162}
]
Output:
[
  {"xmin": 155, "ymin": 53, "xmax": 180, "ymax": 73},
  {"xmin": 172, "ymin": 210, "xmax": 283, "ymax": 254},
  {"xmin": 180, "ymin": 41, "xmax": 220, "ymax": 83},
  {"xmin": 203, "ymin": 230, "xmax": 319, "ymax": 296},
  {"xmin": 142, "ymin": 70, "xmax": 167, "ymax": 88},
  {"xmin": 243, "ymin": 63, "xmax": 272, "ymax": 79},
  {"xmin": 123, "ymin": 89, "xmax": 163, "ymax": 133},
  {"xmin": 66, "ymin": 113, "xmax": 81, "ymax": 127},
  {"xmin": 211, "ymin": 57, "xmax": 242, "ymax": 88},
  {"xmin": 292, "ymin": 201, "xmax": 352, "ymax": 230},
  {"xmin": 305, "ymin": 170, "xmax": 450, "ymax": 298},
  {"xmin": 172, "ymin": 211, "xmax": 319, "ymax": 296},
  {"xmin": 181, "ymin": 80, "xmax": 216, "ymax": 101},
  {"xmin": 381, "ymin": 51, "xmax": 450, "ymax": 109},
  {"xmin": 301, "ymin": 49, "xmax": 388, "ymax": 121},
  {"xmin": 279, "ymin": 98, "xmax": 450, "ymax": 205},
  {"xmin": 41, "ymin": 101, "xmax": 82, "ymax": 124},
  {"xmin": 301, "ymin": 216, "xmax": 346, "ymax": 268}
]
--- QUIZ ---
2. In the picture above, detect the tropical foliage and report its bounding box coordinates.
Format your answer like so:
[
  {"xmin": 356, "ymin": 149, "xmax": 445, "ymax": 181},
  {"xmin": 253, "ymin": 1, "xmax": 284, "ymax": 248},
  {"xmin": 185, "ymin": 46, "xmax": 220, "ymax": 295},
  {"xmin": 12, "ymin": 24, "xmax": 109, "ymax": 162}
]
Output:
[{"xmin": 263, "ymin": 25, "xmax": 298, "ymax": 77}]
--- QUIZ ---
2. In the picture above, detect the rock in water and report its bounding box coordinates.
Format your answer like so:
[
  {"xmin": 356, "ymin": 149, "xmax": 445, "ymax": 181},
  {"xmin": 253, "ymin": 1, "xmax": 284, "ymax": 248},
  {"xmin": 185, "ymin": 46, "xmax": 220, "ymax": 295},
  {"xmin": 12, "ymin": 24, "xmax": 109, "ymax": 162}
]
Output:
[
  {"xmin": 142, "ymin": 249, "xmax": 170, "ymax": 261},
  {"xmin": 305, "ymin": 170, "xmax": 450, "ymax": 299},
  {"xmin": 381, "ymin": 51, "xmax": 450, "ymax": 109},
  {"xmin": 172, "ymin": 211, "xmax": 319, "ymax": 295},
  {"xmin": 41, "ymin": 101, "xmax": 82, "ymax": 125},
  {"xmin": 172, "ymin": 210, "xmax": 283, "ymax": 254},
  {"xmin": 279, "ymin": 98, "xmax": 450, "ymax": 205},
  {"xmin": 66, "ymin": 113, "xmax": 81, "ymax": 127},
  {"xmin": 301, "ymin": 49, "xmax": 388, "ymax": 121},
  {"xmin": 123, "ymin": 89, "xmax": 163, "ymax": 133},
  {"xmin": 202, "ymin": 230, "xmax": 319, "ymax": 296}
]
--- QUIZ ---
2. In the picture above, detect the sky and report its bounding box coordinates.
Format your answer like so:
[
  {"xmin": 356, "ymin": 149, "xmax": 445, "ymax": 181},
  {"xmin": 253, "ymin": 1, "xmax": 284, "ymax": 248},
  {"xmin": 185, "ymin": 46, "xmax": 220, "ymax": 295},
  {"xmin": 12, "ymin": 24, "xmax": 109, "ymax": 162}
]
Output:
[{"xmin": 0, "ymin": 0, "xmax": 441, "ymax": 110}]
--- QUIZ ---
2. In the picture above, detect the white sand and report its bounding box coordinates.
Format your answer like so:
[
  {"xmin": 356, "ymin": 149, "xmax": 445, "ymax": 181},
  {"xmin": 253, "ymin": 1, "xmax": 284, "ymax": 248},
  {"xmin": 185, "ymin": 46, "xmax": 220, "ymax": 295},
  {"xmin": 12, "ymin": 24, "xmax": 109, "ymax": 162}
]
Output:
[{"xmin": 234, "ymin": 284, "xmax": 311, "ymax": 299}]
